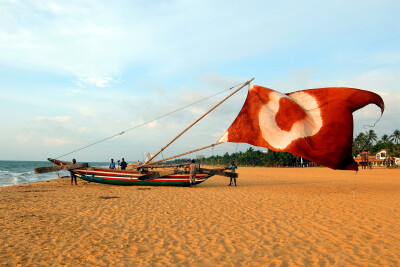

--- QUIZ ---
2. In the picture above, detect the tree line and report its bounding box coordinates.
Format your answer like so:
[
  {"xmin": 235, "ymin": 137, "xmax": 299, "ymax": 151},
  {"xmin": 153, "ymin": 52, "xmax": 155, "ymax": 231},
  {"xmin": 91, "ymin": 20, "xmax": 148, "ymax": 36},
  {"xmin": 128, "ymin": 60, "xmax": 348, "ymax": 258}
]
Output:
[
  {"xmin": 169, "ymin": 147, "xmax": 315, "ymax": 167},
  {"xmin": 353, "ymin": 129, "xmax": 400, "ymax": 158},
  {"xmin": 200, "ymin": 148, "xmax": 316, "ymax": 167},
  {"xmin": 168, "ymin": 129, "xmax": 400, "ymax": 167}
]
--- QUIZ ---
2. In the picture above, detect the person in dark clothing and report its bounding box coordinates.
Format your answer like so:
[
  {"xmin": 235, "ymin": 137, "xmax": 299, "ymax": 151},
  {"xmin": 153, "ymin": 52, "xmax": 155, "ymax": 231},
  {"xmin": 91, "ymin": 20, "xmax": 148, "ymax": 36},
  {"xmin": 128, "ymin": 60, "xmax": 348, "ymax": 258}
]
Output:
[
  {"xmin": 109, "ymin": 159, "xmax": 116, "ymax": 169},
  {"xmin": 120, "ymin": 158, "xmax": 128, "ymax": 170},
  {"xmin": 227, "ymin": 161, "xmax": 237, "ymax": 186},
  {"xmin": 71, "ymin": 158, "xmax": 78, "ymax": 185}
]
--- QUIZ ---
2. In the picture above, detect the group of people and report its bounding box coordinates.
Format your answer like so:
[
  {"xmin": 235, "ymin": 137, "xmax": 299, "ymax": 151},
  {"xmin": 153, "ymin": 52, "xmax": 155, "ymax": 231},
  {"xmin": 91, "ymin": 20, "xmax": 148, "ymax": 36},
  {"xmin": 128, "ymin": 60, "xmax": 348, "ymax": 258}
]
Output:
[{"xmin": 108, "ymin": 158, "xmax": 129, "ymax": 170}]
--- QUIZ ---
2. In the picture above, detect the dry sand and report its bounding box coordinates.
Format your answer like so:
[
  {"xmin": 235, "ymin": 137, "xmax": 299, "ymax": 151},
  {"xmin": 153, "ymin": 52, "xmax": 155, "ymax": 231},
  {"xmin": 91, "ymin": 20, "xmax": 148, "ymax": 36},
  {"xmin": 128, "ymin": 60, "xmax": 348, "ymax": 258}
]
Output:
[{"xmin": 0, "ymin": 167, "xmax": 399, "ymax": 266}]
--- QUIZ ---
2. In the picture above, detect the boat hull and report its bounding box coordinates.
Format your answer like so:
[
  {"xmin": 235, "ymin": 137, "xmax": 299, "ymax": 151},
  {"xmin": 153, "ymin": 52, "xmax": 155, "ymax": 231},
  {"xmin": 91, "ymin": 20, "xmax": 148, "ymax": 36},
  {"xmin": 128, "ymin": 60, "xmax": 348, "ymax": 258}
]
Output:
[
  {"xmin": 76, "ymin": 173, "xmax": 200, "ymax": 186},
  {"xmin": 49, "ymin": 159, "xmax": 217, "ymax": 186}
]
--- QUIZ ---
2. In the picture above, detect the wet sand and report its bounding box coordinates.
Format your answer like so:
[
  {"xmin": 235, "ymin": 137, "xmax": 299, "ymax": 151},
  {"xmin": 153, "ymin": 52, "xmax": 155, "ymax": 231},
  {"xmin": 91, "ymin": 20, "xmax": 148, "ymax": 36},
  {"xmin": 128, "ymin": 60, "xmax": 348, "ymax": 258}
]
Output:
[{"xmin": 0, "ymin": 167, "xmax": 399, "ymax": 266}]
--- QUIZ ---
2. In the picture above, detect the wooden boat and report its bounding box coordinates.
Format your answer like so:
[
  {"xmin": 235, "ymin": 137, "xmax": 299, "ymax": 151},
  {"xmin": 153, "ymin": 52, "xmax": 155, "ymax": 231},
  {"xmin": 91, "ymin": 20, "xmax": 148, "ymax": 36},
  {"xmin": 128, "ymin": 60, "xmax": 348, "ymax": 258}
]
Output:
[
  {"xmin": 34, "ymin": 79, "xmax": 250, "ymax": 186},
  {"xmin": 34, "ymin": 77, "xmax": 382, "ymax": 183},
  {"xmin": 48, "ymin": 158, "xmax": 226, "ymax": 187}
]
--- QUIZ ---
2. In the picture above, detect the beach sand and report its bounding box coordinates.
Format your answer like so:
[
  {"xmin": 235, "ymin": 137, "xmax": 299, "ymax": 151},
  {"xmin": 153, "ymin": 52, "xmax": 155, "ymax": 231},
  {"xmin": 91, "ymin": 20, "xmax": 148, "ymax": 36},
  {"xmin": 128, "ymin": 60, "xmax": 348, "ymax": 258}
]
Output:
[{"xmin": 0, "ymin": 167, "xmax": 399, "ymax": 266}]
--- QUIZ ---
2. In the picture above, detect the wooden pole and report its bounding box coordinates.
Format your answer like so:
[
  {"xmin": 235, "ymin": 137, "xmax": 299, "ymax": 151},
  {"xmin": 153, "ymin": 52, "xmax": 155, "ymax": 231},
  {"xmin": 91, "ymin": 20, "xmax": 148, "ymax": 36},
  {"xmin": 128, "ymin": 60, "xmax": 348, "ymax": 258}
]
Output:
[
  {"xmin": 34, "ymin": 163, "xmax": 88, "ymax": 174},
  {"xmin": 142, "ymin": 78, "xmax": 254, "ymax": 165},
  {"xmin": 142, "ymin": 142, "xmax": 222, "ymax": 167}
]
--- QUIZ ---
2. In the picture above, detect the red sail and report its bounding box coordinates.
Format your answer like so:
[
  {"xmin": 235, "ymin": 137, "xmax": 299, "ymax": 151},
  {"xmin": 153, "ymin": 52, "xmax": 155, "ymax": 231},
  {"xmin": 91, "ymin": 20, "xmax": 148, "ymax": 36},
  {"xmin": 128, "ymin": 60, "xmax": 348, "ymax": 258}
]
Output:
[{"xmin": 218, "ymin": 85, "xmax": 384, "ymax": 170}]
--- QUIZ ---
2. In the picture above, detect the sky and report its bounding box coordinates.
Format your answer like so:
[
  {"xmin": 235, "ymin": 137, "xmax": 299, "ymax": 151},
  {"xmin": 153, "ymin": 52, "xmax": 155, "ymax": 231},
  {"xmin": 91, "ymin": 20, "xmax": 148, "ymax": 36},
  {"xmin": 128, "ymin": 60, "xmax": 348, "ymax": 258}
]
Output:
[{"xmin": 0, "ymin": 0, "xmax": 399, "ymax": 162}]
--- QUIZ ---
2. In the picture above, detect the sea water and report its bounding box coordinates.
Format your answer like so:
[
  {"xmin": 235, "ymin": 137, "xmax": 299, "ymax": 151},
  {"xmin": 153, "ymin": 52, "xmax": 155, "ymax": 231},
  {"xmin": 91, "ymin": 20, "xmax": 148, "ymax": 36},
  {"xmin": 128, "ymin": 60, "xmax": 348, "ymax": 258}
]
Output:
[{"xmin": 0, "ymin": 160, "xmax": 108, "ymax": 187}]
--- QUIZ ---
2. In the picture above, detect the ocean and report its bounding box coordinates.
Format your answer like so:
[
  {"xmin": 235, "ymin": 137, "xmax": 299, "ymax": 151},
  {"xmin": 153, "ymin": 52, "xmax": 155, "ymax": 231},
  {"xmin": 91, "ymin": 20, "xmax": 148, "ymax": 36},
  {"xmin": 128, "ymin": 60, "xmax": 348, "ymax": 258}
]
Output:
[{"xmin": 0, "ymin": 160, "xmax": 108, "ymax": 187}]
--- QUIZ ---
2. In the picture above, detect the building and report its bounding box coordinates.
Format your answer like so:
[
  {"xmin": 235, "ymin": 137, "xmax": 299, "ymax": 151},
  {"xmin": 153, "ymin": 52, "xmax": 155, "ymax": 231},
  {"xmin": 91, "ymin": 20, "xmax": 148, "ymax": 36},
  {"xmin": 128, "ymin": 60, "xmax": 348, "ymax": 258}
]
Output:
[{"xmin": 354, "ymin": 149, "xmax": 398, "ymax": 167}]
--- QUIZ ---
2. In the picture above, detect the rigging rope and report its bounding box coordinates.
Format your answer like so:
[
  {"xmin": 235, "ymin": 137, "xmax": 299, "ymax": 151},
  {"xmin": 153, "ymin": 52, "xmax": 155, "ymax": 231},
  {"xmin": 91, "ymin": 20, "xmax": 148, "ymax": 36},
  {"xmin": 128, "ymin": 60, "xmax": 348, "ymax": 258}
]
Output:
[
  {"xmin": 55, "ymin": 81, "xmax": 247, "ymax": 159},
  {"xmin": 363, "ymin": 114, "xmax": 383, "ymax": 129},
  {"xmin": 235, "ymin": 143, "xmax": 239, "ymax": 165},
  {"xmin": 211, "ymin": 145, "xmax": 215, "ymax": 167}
]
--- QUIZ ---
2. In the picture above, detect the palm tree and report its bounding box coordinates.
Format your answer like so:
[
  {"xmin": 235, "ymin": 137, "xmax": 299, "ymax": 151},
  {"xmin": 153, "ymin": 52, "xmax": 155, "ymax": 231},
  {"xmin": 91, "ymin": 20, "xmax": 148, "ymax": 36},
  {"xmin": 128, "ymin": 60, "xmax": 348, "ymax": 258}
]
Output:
[
  {"xmin": 353, "ymin": 132, "xmax": 367, "ymax": 155},
  {"xmin": 365, "ymin": 130, "xmax": 378, "ymax": 147},
  {"xmin": 381, "ymin": 134, "xmax": 390, "ymax": 143},
  {"xmin": 390, "ymin": 129, "xmax": 400, "ymax": 144}
]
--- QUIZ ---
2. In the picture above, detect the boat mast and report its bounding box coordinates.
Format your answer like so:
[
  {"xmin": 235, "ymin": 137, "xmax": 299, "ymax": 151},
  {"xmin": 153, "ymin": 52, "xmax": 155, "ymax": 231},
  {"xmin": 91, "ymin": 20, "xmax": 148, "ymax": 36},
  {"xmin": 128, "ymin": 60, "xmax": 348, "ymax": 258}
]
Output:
[
  {"xmin": 145, "ymin": 142, "xmax": 222, "ymax": 166},
  {"xmin": 141, "ymin": 78, "xmax": 254, "ymax": 166}
]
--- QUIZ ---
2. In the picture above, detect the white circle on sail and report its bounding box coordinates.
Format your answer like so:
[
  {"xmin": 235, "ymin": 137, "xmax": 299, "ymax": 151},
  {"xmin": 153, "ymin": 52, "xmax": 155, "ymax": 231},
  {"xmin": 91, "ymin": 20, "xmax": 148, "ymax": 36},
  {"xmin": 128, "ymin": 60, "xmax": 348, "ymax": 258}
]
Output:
[{"xmin": 258, "ymin": 91, "xmax": 322, "ymax": 150}]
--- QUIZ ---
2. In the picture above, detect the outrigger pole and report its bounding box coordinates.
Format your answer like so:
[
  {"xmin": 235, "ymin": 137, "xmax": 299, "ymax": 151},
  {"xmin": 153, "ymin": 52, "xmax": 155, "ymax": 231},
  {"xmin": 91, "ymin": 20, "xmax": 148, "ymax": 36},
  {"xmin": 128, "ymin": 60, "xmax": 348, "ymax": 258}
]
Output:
[
  {"xmin": 140, "ymin": 78, "xmax": 254, "ymax": 167},
  {"xmin": 145, "ymin": 142, "xmax": 222, "ymax": 166}
]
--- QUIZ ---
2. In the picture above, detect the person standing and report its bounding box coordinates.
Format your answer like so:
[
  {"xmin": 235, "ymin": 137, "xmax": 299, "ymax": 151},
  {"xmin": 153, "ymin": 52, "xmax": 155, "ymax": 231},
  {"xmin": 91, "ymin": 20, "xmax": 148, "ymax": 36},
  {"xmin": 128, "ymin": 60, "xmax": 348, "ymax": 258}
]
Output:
[
  {"xmin": 71, "ymin": 158, "xmax": 78, "ymax": 185},
  {"xmin": 109, "ymin": 159, "xmax": 116, "ymax": 169},
  {"xmin": 189, "ymin": 159, "xmax": 198, "ymax": 187},
  {"xmin": 120, "ymin": 158, "xmax": 128, "ymax": 170},
  {"xmin": 185, "ymin": 160, "xmax": 190, "ymax": 174},
  {"xmin": 228, "ymin": 161, "xmax": 237, "ymax": 186}
]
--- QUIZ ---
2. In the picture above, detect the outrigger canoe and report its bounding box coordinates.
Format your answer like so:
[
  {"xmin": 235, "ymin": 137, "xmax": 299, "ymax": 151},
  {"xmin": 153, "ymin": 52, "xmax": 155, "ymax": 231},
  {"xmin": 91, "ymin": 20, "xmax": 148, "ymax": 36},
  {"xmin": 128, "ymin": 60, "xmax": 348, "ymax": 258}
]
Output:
[
  {"xmin": 36, "ymin": 80, "xmax": 251, "ymax": 187},
  {"xmin": 48, "ymin": 158, "xmax": 226, "ymax": 187},
  {"xmin": 35, "ymin": 78, "xmax": 382, "ymax": 185}
]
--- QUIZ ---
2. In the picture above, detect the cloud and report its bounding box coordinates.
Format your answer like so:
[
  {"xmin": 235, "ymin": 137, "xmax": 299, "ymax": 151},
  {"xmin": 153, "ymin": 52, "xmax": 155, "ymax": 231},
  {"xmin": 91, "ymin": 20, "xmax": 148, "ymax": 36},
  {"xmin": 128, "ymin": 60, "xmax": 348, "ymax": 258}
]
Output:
[
  {"xmin": 2, "ymin": 1, "xmax": 399, "ymax": 160},
  {"xmin": 268, "ymin": 68, "xmax": 314, "ymax": 92},
  {"xmin": 43, "ymin": 137, "xmax": 71, "ymax": 146},
  {"xmin": 44, "ymin": 2, "xmax": 63, "ymax": 15},
  {"xmin": 78, "ymin": 75, "xmax": 116, "ymax": 88},
  {"xmin": 15, "ymin": 134, "xmax": 29, "ymax": 145},
  {"xmin": 77, "ymin": 107, "xmax": 98, "ymax": 118},
  {"xmin": 32, "ymin": 116, "xmax": 70, "ymax": 123},
  {"xmin": 5, "ymin": 1, "xmax": 395, "ymax": 87},
  {"xmin": 146, "ymin": 121, "xmax": 158, "ymax": 128},
  {"xmin": 323, "ymin": 69, "xmax": 400, "ymax": 117},
  {"xmin": 76, "ymin": 127, "xmax": 92, "ymax": 133},
  {"xmin": 338, "ymin": 69, "xmax": 400, "ymax": 93},
  {"xmin": 0, "ymin": 1, "xmax": 146, "ymax": 82},
  {"xmin": 189, "ymin": 107, "xmax": 206, "ymax": 116},
  {"xmin": 27, "ymin": 115, "xmax": 88, "ymax": 144}
]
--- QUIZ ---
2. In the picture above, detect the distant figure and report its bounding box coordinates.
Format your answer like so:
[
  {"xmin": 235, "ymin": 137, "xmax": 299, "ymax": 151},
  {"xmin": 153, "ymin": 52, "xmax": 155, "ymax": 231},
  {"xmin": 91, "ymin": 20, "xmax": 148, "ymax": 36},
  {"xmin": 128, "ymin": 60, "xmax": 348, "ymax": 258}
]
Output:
[
  {"xmin": 185, "ymin": 160, "xmax": 190, "ymax": 174},
  {"xmin": 71, "ymin": 158, "xmax": 77, "ymax": 185},
  {"xmin": 189, "ymin": 159, "xmax": 198, "ymax": 187},
  {"xmin": 137, "ymin": 160, "xmax": 140, "ymax": 164},
  {"xmin": 120, "ymin": 158, "xmax": 128, "ymax": 170},
  {"xmin": 109, "ymin": 159, "xmax": 116, "ymax": 169},
  {"xmin": 228, "ymin": 161, "xmax": 237, "ymax": 186}
]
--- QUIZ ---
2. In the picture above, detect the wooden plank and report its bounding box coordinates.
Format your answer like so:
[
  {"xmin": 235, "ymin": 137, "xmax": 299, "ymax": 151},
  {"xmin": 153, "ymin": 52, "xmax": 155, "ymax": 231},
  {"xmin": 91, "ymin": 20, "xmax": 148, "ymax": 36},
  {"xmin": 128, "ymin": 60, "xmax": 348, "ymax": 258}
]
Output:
[
  {"xmin": 137, "ymin": 168, "xmax": 176, "ymax": 180},
  {"xmin": 157, "ymin": 169, "xmax": 176, "ymax": 177},
  {"xmin": 137, "ymin": 172, "xmax": 160, "ymax": 181},
  {"xmin": 198, "ymin": 168, "xmax": 224, "ymax": 176},
  {"xmin": 221, "ymin": 171, "xmax": 238, "ymax": 178},
  {"xmin": 34, "ymin": 163, "xmax": 88, "ymax": 174},
  {"xmin": 199, "ymin": 167, "xmax": 238, "ymax": 178}
]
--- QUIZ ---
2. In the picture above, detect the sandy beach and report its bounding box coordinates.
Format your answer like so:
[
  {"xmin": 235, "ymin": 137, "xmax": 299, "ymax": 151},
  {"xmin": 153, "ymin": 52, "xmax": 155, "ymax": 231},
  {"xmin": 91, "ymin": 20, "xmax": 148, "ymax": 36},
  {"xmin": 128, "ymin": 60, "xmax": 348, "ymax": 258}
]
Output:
[{"xmin": 0, "ymin": 167, "xmax": 399, "ymax": 266}]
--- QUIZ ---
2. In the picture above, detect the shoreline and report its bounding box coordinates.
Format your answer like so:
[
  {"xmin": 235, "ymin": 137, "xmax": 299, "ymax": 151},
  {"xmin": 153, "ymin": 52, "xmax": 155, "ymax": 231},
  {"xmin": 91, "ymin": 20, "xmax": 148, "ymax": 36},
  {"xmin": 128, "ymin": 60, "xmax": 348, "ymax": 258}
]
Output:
[
  {"xmin": 1, "ymin": 164, "xmax": 396, "ymax": 189},
  {"xmin": 1, "ymin": 167, "xmax": 399, "ymax": 266}
]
